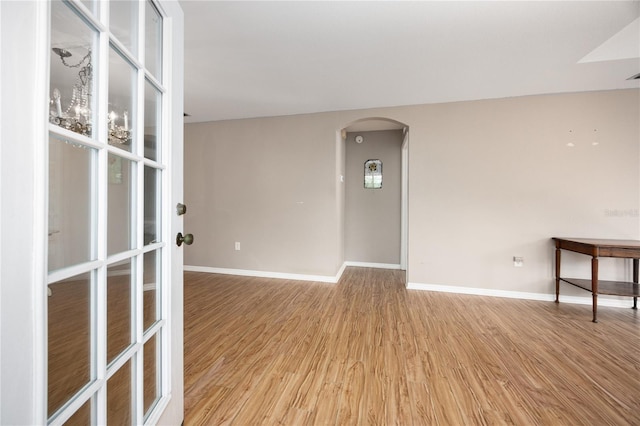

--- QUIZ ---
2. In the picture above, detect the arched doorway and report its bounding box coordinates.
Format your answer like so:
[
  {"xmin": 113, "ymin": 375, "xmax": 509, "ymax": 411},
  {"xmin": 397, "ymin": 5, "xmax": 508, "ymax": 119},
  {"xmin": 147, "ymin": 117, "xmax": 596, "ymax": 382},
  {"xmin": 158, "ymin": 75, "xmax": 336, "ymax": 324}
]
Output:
[{"xmin": 338, "ymin": 117, "xmax": 409, "ymax": 280}]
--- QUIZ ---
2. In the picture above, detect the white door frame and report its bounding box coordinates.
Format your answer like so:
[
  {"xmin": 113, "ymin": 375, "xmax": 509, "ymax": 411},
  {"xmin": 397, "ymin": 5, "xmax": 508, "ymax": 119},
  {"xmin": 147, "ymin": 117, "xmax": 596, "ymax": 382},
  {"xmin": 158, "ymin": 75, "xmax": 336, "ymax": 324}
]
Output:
[
  {"xmin": 1, "ymin": 1, "xmax": 50, "ymax": 422},
  {"xmin": 158, "ymin": 1, "xmax": 185, "ymax": 423},
  {"xmin": 400, "ymin": 127, "xmax": 409, "ymax": 273}
]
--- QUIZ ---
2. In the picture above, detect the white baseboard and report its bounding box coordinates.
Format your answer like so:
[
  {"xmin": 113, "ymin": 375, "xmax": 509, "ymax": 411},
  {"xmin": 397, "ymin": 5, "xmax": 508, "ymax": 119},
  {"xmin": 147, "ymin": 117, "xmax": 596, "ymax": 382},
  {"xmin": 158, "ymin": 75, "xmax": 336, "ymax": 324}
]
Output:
[
  {"xmin": 406, "ymin": 282, "xmax": 634, "ymax": 308},
  {"xmin": 184, "ymin": 265, "xmax": 342, "ymax": 284},
  {"xmin": 335, "ymin": 262, "xmax": 347, "ymax": 282},
  {"xmin": 344, "ymin": 261, "xmax": 402, "ymax": 270},
  {"xmin": 183, "ymin": 265, "xmax": 633, "ymax": 309}
]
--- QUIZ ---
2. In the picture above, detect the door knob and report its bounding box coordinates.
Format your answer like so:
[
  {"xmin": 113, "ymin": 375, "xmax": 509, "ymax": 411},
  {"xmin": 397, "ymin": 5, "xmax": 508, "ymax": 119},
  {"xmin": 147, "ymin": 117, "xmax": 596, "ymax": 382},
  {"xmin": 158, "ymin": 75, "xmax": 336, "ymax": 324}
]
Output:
[
  {"xmin": 176, "ymin": 203, "xmax": 187, "ymax": 215},
  {"xmin": 176, "ymin": 232, "xmax": 194, "ymax": 247}
]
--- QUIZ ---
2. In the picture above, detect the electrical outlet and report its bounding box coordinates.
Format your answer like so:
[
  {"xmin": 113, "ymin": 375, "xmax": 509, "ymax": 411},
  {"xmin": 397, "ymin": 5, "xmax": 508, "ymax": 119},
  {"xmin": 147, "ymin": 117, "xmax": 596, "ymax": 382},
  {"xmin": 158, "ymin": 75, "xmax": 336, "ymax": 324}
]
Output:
[
  {"xmin": 513, "ymin": 256, "xmax": 524, "ymax": 267},
  {"xmin": 235, "ymin": 242, "xmax": 241, "ymax": 251}
]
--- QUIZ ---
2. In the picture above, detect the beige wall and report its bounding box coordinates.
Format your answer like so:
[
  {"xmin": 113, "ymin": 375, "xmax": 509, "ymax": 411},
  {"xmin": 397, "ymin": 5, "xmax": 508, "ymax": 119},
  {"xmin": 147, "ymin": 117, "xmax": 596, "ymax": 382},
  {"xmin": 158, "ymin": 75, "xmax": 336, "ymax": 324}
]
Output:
[
  {"xmin": 345, "ymin": 130, "xmax": 402, "ymax": 264},
  {"xmin": 184, "ymin": 89, "xmax": 640, "ymax": 295},
  {"xmin": 184, "ymin": 115, "xmax": 341, "ymax": 276}
]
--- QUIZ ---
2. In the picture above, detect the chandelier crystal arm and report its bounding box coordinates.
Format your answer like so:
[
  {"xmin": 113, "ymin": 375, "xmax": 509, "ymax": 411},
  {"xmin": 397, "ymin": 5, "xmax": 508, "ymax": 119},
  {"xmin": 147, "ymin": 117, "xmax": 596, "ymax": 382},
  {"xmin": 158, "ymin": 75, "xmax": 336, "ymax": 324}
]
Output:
[{"xmin": 50, "ymin": 47, "xmax": 131, "ymax": 145}]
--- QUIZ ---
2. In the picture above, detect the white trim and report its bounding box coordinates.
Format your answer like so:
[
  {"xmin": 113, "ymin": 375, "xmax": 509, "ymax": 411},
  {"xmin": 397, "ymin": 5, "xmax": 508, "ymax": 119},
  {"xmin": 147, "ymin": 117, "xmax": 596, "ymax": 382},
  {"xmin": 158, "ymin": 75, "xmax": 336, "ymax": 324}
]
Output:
[
  {"xmin": 345, "ymin": 261, "xmax": 402, "ymax": 270},
  {"xmin": 34, "ymin": 1, "xmax": 51, "ymax": 422},
  {"xmin": 184, "ymin": 265, "xmax": 342, "ymax": 284},
  {"xmin": 143, "ymin": 282, "xmax": 157, "ymax": 292},
  {"xmin": 95, "ymin": 8, "xmax": 110, "ymax": 422},
  {"xmin": 400, "ymin": 128, "xmax": 409, "ymax": 272},
  {"xmin": 157, "ymin": 1, "xmax": 185, "ymax": 423},
  {"xmin": 0, "ymin": 0, "xmax": 3, "ymax": 420},
  {"xmin": 335, "ymin": 262, "xmax": 347, "ymax": 283},
  {"xmin": 48, "ymin": 123, "xmax": 104, "ymax": 151},
  {"xmin": 47, "ymin": 259, "xmax": 103, "ymax": 283},
  {"xmin": 145, "ymin": 394, "xmax": 171, "ymax": 425},
  {"xmin": 407, "ymin": 282, "xmax": 635, "ymax": 308},
  {"xmin": 143, "ymin": 321, "xmax": 164, "ymax": 343},
  {"xmin": 48, "ymin": 379, "xmax": 102, "ymax": 426},
  {"xmin": 134, "ymin": 4, "xmax": 147, "ymax": 418}
]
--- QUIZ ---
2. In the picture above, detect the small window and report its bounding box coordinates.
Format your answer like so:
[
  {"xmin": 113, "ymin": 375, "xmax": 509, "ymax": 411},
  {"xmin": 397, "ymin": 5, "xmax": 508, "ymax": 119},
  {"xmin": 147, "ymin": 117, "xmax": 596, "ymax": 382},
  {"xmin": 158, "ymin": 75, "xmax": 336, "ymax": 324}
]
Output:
[{"xmin": 364, "ymin": 159, "xmax": 382, "ymax": 189}]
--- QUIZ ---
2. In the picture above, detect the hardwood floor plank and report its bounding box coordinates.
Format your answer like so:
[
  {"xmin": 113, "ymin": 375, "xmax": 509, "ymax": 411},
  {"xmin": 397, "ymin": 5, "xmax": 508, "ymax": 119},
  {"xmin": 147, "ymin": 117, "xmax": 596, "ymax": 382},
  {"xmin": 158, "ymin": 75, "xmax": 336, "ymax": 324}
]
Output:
[
  {"xmin": 335, "ymin": 359, "xmax": 366, "ymax": 426},
  {"xmin": 184, "ymin": 268, "xmax": 640, "ymax": 425}
]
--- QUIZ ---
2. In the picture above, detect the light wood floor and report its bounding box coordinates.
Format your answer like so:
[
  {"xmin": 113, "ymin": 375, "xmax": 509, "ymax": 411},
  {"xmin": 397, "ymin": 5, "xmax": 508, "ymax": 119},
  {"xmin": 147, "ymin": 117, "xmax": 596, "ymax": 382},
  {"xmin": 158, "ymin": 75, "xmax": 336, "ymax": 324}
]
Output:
[{"xmin": 184, "ymin": 267, "xmax": 640, "ymax": 425}]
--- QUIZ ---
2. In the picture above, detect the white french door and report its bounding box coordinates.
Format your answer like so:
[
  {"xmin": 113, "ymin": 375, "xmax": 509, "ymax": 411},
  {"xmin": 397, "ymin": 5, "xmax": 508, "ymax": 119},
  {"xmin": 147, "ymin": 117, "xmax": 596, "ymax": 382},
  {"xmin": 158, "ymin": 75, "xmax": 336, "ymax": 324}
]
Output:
[{"xmin": 0, "ymin": 0, "xmax": 184, "ymax": 424}]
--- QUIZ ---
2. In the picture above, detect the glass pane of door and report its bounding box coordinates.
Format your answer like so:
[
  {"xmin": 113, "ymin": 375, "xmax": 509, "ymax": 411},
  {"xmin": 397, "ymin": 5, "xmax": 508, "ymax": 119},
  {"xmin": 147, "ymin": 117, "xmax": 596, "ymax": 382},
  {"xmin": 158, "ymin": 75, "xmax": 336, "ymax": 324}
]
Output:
[
  {"xmin": 47, "ymin": 271, "xmax": 92, "ymax": 417},
  {"xmin": 107, "ymin": 360, "xmax": 132, "ymax": 423},
  {"xmin": 143, "ymin": 249, "xmax": 159, "ymax": 331},
  {"xmin": 145, "ymin": 1, "xmax": 162, "ymax": 80},
  {"xmin": 108, "ymin": 154, "xmax": 133, "ymax": 255},
  {"xmin": 144, "ymin": 80, "xmax": 161, "ymax": 161},
  {"xmin": 110, "ymin": 1, "xmax": 138, "ymax": 56},
  {"xmin": 108, "ymin": 47, "xmax": 136, "ymax": 151},
  {"xmin": 48, "ymin": 136, "xmax": 95, "ymax": 271},
  {"xmin": 143, "ymin": 334, "xmax": 159, "ymax": 416},
  {"xmin": 50, "ymin": 1, "xmax": 97, "ymax": 138},
  {"xmin": 47, "ymin": 1, "xmax": 169, "ymax": 423},
  {"xmin": 107, "ymin": 259, "xmax": 133, "ymax": 364},
  {"xmin": 144, "ymin": 166, "xmax": 160, "ymax": 244}
]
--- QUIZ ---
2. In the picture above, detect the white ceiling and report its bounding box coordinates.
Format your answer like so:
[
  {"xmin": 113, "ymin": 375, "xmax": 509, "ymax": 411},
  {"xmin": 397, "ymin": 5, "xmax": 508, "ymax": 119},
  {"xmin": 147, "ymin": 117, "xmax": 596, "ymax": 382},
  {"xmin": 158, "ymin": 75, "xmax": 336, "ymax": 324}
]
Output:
[{"xmin": 181, "ymin": 1, "xmax": 640, "ymax": 124}]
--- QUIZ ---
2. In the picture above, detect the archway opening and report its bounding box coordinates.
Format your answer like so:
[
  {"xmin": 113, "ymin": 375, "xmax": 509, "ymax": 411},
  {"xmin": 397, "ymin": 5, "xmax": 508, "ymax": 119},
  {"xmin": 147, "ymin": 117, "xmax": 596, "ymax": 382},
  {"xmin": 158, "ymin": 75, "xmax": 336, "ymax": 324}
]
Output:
[{"xmin": 338, "ymin": 117, "xmax": 409, "ymax": 282}]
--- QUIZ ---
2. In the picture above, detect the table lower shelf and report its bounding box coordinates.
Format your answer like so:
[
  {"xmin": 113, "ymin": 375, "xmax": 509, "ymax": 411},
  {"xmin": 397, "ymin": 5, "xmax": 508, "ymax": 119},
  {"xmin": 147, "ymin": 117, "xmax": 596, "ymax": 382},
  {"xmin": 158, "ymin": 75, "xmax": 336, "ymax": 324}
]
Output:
[{"xmin": 559, "ymin": 277, "xmax": 640, "ymax": 297}]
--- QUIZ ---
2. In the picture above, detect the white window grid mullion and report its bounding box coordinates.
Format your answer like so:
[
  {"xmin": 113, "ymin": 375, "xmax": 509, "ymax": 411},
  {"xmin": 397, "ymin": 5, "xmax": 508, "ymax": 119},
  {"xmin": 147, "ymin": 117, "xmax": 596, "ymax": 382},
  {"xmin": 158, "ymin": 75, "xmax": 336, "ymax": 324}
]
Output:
[
  {"xmin": 93, "ymin": 268, "xmax": 107, "ymax": 424},
  {"xmin": 143, "ymin": 157, "xmax": 166, "ymax": 170},
  {"xmin": 133, "ymin": 350, "xmax": 143, "ymax": 425},
  {"xmin": 48, "ymin": 124, "xmax": 105, "ymax": 151},
  {"xmin": 47, "ymin": 260, "xmax": 103, "ymax": 285},
  {"xmin": 110, "ymin": 37, "xmax": 144, "ymax": 75},
  {"xmin": 93, "ymin": 3, "xmax": 110, "ymax": 422},
  {"xmin": 143, "ymin": 320, "xmax": 165, "ymax": 343},
  {"xmin": 144, "ymin": 72, "xmax": 165, "ymax": 94},
  {"xmin": 38, "ymin": 1, "xmax": 52, "ymax": 423},
  {"xmin": 134, "ymin": 79, "xmax": 146, "ymax": 426},
  {"xmin": 106, "ymin": 247, "xmax": 144, "ymax": 266},
  {"xmin": 105, "ymin": 342, "xmax": 140, "ymax": 380},
  {"xmin": 142, "ymin": 241, "xmax": 165, "ymax": 253},
  {"xmin": 130, "ymin": 158, "xmax": 139, "ymax": 260},
  {"xmin": 134, "ymin": 257, "xmax": 145, "ymax": 425},
  {"xmin": 47, "ymin": 378, "xmax": 105, "ymax": 426},
  {"xmin": 66, "ymin": 0, "xmax": 108, "ymax": 34},
  {"xmin": 153, "ymin": 172, "xmax": 163, "ymax": 336},
  {"xmin": 159, "ymin": 9, "xmax": 172, "ymax": 402},
  {"xmin": 106, "ymin": 144, "xmax": 145, "ymax": 163},
  {"xmin": 134, "ymin": 2, "xmax": 146, "ymax": 423}
]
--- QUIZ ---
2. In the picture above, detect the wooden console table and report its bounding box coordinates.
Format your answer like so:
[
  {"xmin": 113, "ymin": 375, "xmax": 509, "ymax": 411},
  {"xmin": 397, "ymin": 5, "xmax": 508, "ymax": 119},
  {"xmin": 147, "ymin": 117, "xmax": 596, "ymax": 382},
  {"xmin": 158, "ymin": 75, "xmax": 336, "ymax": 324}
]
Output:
[{"xmin": 553, "ymin": 238, "xmax": 640, "ymax": 322}]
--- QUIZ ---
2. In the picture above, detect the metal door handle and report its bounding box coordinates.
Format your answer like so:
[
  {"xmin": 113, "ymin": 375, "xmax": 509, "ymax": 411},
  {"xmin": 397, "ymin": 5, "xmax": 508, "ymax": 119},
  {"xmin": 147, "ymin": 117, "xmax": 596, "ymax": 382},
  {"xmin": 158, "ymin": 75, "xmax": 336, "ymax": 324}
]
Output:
[{"xmin": 176, "ymin": 232, "xmax": 194, "ymax": 247}]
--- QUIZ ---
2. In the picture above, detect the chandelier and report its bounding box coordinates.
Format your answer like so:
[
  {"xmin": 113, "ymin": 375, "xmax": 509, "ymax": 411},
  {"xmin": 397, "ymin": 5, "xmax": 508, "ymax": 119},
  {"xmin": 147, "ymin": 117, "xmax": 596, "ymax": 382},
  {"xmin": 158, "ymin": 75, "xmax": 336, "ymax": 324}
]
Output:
[{"xmin": 50, "ymin": 47, "xmax": 131, "ymax": 145}]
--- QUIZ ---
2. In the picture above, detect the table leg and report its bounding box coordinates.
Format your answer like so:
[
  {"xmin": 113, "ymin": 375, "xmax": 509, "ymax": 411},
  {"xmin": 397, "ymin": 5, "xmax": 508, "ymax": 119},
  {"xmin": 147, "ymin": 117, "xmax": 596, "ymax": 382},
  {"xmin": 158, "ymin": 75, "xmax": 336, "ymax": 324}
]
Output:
[
  {"xmin": 592, "ymin": 257, "xmax": 598, "ymax": 323},
  {"xmin": 555, "ymin": 247, "xmax": 561, "ymax": 303},
  {"xmin": 633, "ymin": 259, "xmax": 638, "ymax": 310}
]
